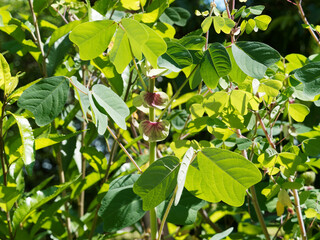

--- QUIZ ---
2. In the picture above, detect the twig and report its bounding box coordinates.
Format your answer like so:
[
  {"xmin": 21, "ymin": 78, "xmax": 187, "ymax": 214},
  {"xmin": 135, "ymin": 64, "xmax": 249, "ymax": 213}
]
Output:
[
  {"xmin": 106, "ymin": 125, "xmax": 142, "ymax": 173},
  {"xmin": 292, "ymin": 0, "xmax": 320, "ymax": 47},
  {"xmin": 28, "ymin": 0, "xmax": 47, "ymax": 77},
  {"xmin": 199, "ymin": 209, "xmax": 222, "ymax": 233}
]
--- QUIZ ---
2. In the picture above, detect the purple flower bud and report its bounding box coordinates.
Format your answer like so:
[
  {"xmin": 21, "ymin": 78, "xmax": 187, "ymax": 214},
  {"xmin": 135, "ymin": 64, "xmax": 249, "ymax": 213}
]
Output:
[{"xmin": 141, "ymin": 91, "xmax": 168, "ymax": 109}]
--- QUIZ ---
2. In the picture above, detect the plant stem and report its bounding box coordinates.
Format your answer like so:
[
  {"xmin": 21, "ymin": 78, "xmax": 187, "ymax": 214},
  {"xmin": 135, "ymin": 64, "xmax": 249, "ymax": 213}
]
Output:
[
  {"xmin": 148, "ymin": 77, "xmax": 158, "ymax": 240},
  {"xmin": 106, "ymin": 125, "xmax": 142, "ymax": 173},
  {"xmin": 157, "ymin": 186, "xmax": 178, "ymax": 240},
  {"xmin": 28, "ymin": 0, "xmax": 47, "ymax": 77},
  {"xmin": 0, "ymin": 99, "xmax": 14, "ymax": 240},
  {"xmin": 158, "ymin": 65, "xmax": 199, "ymax": 121},
  {"xmin": 289, "ymin": 177, "xmax": 307, "ymax": 239},
  {"xmin": 235, "ymin": 129, "xmax": 271, "ymax": 240},
  {"xmin": 199, "ymin": 209, "xmax": 222, "ymax": 233},
  {"xmin": 256, "ymin": 112, "xmax": 276, "ymax": 149},
  {"xmin": 294, "ymin": 0, "xmax": 320, "ymax": 47},
  {"xmin": 55, "ymin": 145, "xmax": 73, "ymax": 240}
]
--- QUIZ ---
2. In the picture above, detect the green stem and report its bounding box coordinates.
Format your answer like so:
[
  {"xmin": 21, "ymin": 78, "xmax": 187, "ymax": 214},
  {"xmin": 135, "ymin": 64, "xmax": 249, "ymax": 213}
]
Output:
[
  {"xmin": 158, "ymin": 65, "xmax": 199, "ymax": 121},
  {"xmin": 148, "ymin": 77, "xmax": 158, "ymax": 239},
  {"xmin": 157, "ymin": 186, "xmax": 178, "ymax": 240},
  {"xmin": 236, "ymin": 129, "xmax": 270, "ymax": 240}
]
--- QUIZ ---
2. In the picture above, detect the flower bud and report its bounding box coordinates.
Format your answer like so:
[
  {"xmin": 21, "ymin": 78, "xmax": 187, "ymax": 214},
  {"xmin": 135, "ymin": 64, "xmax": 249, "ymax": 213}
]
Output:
[{"xmin": 139, "ymin": 120, "xmax": 170, "ymax": 142}]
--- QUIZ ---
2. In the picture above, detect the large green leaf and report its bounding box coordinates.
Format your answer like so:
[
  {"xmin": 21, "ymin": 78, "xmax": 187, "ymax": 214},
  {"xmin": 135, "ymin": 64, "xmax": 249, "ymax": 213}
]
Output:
[
  {"xmin": 226, "ymin": 47, "xmax": 247, "ymax": 84},
  {"xmin": 185, "ymin": 148, "xmax": 262, "ymax": 206},
  {"xmin": 121, "ymin": 18, "xmax": 149, "ymax": 60},
  {"xmin": 69, "ymin": 20, "xmax": 116, "ymax": 60},
  {"xmin": 17, "ymin": 76, "xmax": 69, "ymax": 126},
  {"xmin": 157, "ymin": 189, "xmax": 206, "ymax": 225},
  {"xmin": 109, "ymin": 28, "xmax": 132, "ymax": 73},
  {"xmin": 0, "ymin": 185, "xmax": 20, "ymax": 212},
  {"xmin": 158, "ymin": 39, "xmax": 193, "ymax": 72},
  {"xmin": 232, "ymin": 41, "xmax": 281, "ymax": 79},
  {"xmin": 10, "ymin": 113, "xmax": 35, "ymax": 175},
  {"xmin": 200, "ymin": 43, "xmax": 231, "ymax": 89},
  {"xmin": 294, "ymin": 62, "xmax": 320, "ymax": 98},
  {"xmin": 91, "ymin": 84, "xmax": 129, "ymax": 130},
  {"xmin": 133, "ymin": 156, "xmax": 180, "ymax": 210},
  {"xmin": 98, "ymin": 174, "xmax": 146, "ymax": 232},
  {"xmin": 141, "ymin": 24, "xmax": 167, "ymax": 68}
]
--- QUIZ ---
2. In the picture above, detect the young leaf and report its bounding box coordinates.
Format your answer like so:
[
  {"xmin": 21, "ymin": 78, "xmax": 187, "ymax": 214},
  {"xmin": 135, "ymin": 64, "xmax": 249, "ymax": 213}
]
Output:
[
  {"xmin": 98, "ymin": 174, "xmax": 146, "ymax": 232},
  {"xmin": 254, "ymin": 15, "xmax": 271, "ymax": 31},
  {"xmin": 17, "ymin": 76, "xmax": 70, "ymax": 126},
  {"xmin": 200, "ymin": 43, "xmax": 231, "ymax": 89},
  {"xmin": 185, "ymin": 148, "xmax": 262, "ymax": 206},
  {"xmin": 294, "ymin": 62, "xmax": 320, "ymax": 98},
  {"xmin": 230, "ymin": 90, "xmax": 249, "ymax": 115},
  {"xmin": 109, "ymin": 28, "xmax": 132, "ymax": 73},
  {"xmin": 232, "ymin": 41, "xmax": 281, "ymax": 79},
  {"xmin": 120, "ymin": 0, "xmax": 146, "ymax": 10},
  {"xmin": 91, "ymin": 84, "xmax": 130, "ymax": 130},
  {"xmin": 175, "ymin": 147, "xmax": 195, "ymax": 206},
  {"xmin": 0, "ymin": 53, "xmax": 11, "ymax": 91},
  {"xmin": 288, "ymin": 103, "xmax": 310, "ymax": 122},
  {"xmin": 133, "ymin": 156, "xmax": 180, "ymax": 210},
  {"xmin": 9, "ymin": 113, "xmax": 35, "ymax": 175},
  {"xmin": 201, "ymin": 16, "xmax": 213, "ymax": 33},
  {"xmin": 141, "ymin": 24, "xmax": 167, "ymax": 68},
  {"xmin": 69, "ymin": 20, "xmax": 116, "ymax": 60},
  {"xmin": 89, "ymin": 91, "xmax": 108, "ymax": 135},
  {"xmin": 259, "ymin": 79, "xmax": 283, "ymax": 97}
]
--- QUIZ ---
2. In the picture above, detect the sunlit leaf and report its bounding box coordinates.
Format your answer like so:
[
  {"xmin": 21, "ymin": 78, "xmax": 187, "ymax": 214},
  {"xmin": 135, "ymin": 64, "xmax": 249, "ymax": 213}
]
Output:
[{"xmin": 288, "ymin": 103, "xmax": 310, "ymax": 122}]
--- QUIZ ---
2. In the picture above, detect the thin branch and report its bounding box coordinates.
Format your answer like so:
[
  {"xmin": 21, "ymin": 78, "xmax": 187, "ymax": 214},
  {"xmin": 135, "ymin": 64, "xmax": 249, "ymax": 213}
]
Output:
[
  {"xmin": 28, "ymin": 0, "xmax": 47, "ymax": 77},
  {"xmin": 199, "ymin": 209, "xmax": 222, "ymax": 233},
  {"xmin": 292, "ymin": 0, "xmax": 320, "ymax": 47},
  {"xmin": 106, "ymin": 125, "xmax": 142, "ymax": 173}
]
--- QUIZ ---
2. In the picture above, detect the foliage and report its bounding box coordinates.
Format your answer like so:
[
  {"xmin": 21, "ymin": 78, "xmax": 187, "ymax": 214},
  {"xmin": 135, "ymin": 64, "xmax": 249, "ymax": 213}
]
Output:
[{"xmin": 0, "ymin": 0, "xmax": 320, "ymax": 240}]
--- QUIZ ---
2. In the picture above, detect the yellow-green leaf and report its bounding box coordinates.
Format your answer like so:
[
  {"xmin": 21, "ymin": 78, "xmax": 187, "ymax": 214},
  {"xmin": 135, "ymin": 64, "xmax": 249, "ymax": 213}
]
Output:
[
  {"xmin": 288, "ymin": 103, "xmax": 310, "ymax": 122},
  {"xmin": 254, "ymin": 15, "xmax": 271, "ymax": 31}
]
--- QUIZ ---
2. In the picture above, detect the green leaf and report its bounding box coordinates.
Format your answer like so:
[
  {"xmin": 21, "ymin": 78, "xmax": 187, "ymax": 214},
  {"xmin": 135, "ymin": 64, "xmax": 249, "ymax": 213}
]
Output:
[
  {"xmin": 185, "ymin": 148, "xmax": 262, "ymax": 206},
  {"xmin": 200, "ymin": 43, "xmax": 231, "ymax": 89},
  {"xmin": 33, "ymin": 0, "xmax": 49, "ymax": 13},
  {"xmin": 9, "ymin": 113, "xmax": 35, "ymax": 175},
  {"xmin": 35, "ymin": 131, "xmax": 82, "ymax": 150},
  {"xmin": 157, "ymin": 189, "xmax": 206, "ymax": 225},
  {"xmin": 230, "ymin": 90, "xmax": 249, "ymax": 115},
  {"xmin": 141, "ymin": 24, "xmax": 167, "ymax": 68},
  {"xmin": 133, "ymin": 156, "xmax": 180, "ymax": 210},
  {"xmin": 98, "ymin": 174, "xmax": 146, "ymax": 232},
  {"xmin": 91, "ymin": 84, "xmax": 129, "ymax": 130},
  {"xmin": 120, "ymin": 0, "xmax": 146, "ymax": 10},
  {"xmin": 0, "ymin": 53, "xmax": 11, "ymax": 91},
  {"xmin": 160, "ymin": 7, "xmax": 191, "ymax": 27},
  {"xmin": 91, "ymin": 56, "xmax": 123, "ymax": 95},
  {"xmin": 204, "ymin": 91, "xmax": 229, "ymax": 117},
  {"xmin": 69, "ymin": 20, "xmax": 116, "ymax": 60},
  {"xmin": 178, "ymin": 35, "xmax": 206, "ymax": 51},
  {"xmin": 259, "ymin": 79, "xmax": 283, "ymax": 97},
  {"xmin": 152, "ymin": 22, "xmax": 176, "ymax": 38},
  {"xmin": 201, "ymin": 16, "xmax": 213, "ymax": 33},
  {"xmin": 288, "ymin": 103, "xmax": 310, "ymax": 122},
  {"xmin": 0, "ymin": 185, "xmax": 20, "ymax": 212},
  {"xmin": 12, "ymin": 177, "xmax": 78, "ymax": 231},
  {"xmin": 226, "ymin": 47, "xmax": 247, "ymax": 84},
  {"xmin": 175, "ymin": 147, "xmax": 195, "ymax": 206},
  {"xmin": 236, "ymin": 138, "xmax": 252, "ymax": 151},
  {"xmin": 213, "ymin": 16, "xmax": 224, "ymax": 34},
  {"xmin": 294, "ymin": 62, "xmax": 320, "ymax": 98},
  {"xmin": 246, "ymin": 19, "xmax": 256, "ymax": 34},
  {"xmin": 278, "ymin": 152, "xmax": 301, "ymax": 176},
  {"xmin": 302, "ymin": 138, "xmax": 320, "ymax": 156},
  {"xmin": 49, "ymin": 20, "xmax": 81, "ymax": 47},
  {"xmin": 17, "ymin": 76, "xmax": 70, "ymax": 126},
  {"xmin": 139, "ymin": 0, "xmax": 170, "ymax": 23},
  {"xmin": 158, "ymin": 40, "xmax": 193, "ymax": 72},
  {"xmin": 89, "ymin": 91, "xmax": 108, "ymax": 135},
  {"xmin": 109, "ymin": 28, "xmax": 132, "ymax": 73},
  {"xmin": 81, "ymin": 147, "xmax": 107, "ymax": 174},
  {"xmin": 254, "ymin": 15, "xmax": 271, "ymax": 31},
  {"xmin": 232, "ymin": 41, "xmax": 281, "ymax": 79},
  {"xmin": 121, "ymin": 18, "xmax": 149, "ymax": 60}
]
